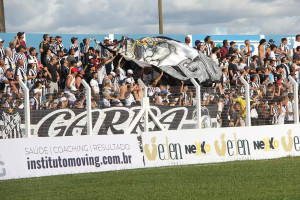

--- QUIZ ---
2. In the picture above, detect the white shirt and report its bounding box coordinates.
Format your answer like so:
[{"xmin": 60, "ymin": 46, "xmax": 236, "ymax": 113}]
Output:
[
  {"xmin": 97, "ymin": 65, "xmax": 106, "ymax": 85},
  {"xmin": 287, "ymin": 101, "xmax": 294, "ymax": 121},
  {"xmin": 211, "ymin": 54, "xmax": 219, "ymax": 65},
  {"xmin": 293, "ymin": 40, "xmax": 300, "ymax": 50},
  {"xmin": 278, "ymin": 106, "xmax": 286, "ymax": 125},
  {"xmin": 90, "ymin": 79, "xmax": 100, "ymax": 94}
]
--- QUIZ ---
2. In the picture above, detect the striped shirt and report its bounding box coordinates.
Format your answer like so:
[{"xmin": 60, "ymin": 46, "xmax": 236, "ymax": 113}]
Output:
[
  {"xmin": 4, "ymin": 56, "xmax": 16, "ymax": 70},
  {"xmin": 70, "ymin": 44, "xmax": 80, "ymax": 62},
  {"xmin": 55, "ymin": 43, "xmax": 65, "ymax": 55},
  {"xmin": 30, "ymin": 97, "xmax": 40, "ymax": 110},
  {"xmin": 0, "ymin": 47, "xmax": 5, "ymax": 59},
  {"xmin": 205, "ymin": 43, "xmax": 212, "ymax": 56},
  {"xmin": 15, "ymin": 52, "xmax": 28, "ymax": 73},
  {"xmin": 280, "ymin": 43, "xmax": 289, "ymax": 58}
]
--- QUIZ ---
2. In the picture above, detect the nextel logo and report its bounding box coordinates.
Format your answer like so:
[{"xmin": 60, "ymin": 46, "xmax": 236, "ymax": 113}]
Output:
[
  {"xmin": 253, "ymin": 137, "xmax": 279, "ymax": 151},
  {"xmin": 185, "ymin": 141, "xmax": 211, "ymax": 155}
]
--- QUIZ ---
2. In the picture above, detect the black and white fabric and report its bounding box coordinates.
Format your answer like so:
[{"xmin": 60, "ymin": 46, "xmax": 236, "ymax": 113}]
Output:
[
  {"xmin": 182, "ymin": 91, "xmax": 190, "ymax": 105},
  {"xmin": 250, "ymin": 81, "xmax": 260, "ymax": 97},
  {"xmin": 4, "ymin": 56, "xmax": 16, "ymax": 70},
  {"xmin": 272, "ymin": 106, "xmax": 279, "ymax": 125},
  {"xmin": 0, "ymin": 47, "xmax": 5, "ymax": 59},
  {"xmin": 280, "ymin": 43, "xmax": 289, "ymax": 58},
  {"xmin": 205, "ymin": 43, "xmax": 212, "ymax": 56},
  {"xmin": 30, "ymin": 97, "xmax": 40, "ymax": 110},
  {"xmin": 244, "ymin": 73, "xmax": 251, "ymax": 83},
  {"xmin": 70, "ymin": 44, "xmax": 80, "ymax": 63},
  {"xmin": 119, "ymin": 37, "xmax": 222, "ymax": 83},
  {"xmin": 15, "ymin": 52, "xmax": 28, "ymax": 73},
  {"xmin": 55, "ymin": 43, "xmax": 65, "ymax": 55},
  {"xmin": 27, "ymin": 68, "xmax": 37, "ymax": 85}
]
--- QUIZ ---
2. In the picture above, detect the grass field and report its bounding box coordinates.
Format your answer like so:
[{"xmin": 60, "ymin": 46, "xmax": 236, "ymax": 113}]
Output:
[{"xmin": 1, "ymin": 157, "xmax": 300, "ymax": 200}]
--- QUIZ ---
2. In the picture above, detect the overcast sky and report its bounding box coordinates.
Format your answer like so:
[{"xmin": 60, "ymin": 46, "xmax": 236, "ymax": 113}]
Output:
[{"xmin": 4, "ymin": 0, "xmax": 300, "ymax": 35}]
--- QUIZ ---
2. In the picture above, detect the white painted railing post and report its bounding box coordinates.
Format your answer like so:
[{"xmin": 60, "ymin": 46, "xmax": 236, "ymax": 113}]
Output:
[
  {"xmin": 288, "ymin": 75, "xmax": 299, "ymax": 124},
  {"xmin": 19, "ymin": 79, "xmax": 30, "ymax": 137},
  {"xmin": 240, "ymin": 77, "xmax": 251, "ymax": 127},
  {"xmin": 138, "ymin": 79, "xmax": 149, "ymax": 132},
  {"xmin": 81, "ymin": 80, "xmax": 92, "ymax": 135},
  {"xmin": 190, "ymin": 78, "xmax": 202, "ymax": 129}
]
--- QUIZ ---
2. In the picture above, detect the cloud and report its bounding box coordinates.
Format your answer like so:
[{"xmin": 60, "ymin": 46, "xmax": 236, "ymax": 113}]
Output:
[{"xmin": 3, "ymin": 0, "xmax": 300, "ymax": 35}]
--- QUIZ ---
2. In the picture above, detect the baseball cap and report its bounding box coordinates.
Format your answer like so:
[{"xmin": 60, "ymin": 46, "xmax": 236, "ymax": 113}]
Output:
[
  {"xmin": 110, "ymin": 72, "xmax": 116, "ymax": 77},
  {"xmin": 269, "ymin": 39, "xmax": 275, "ymax": 43},
  {"xmin": 127, "ymin": 69, "xmax": 133, "ymax": 74},
  {"xmin": 6, "ymin": 68, "xmax": 14, "ymax": 72},
  {"xmin": 71, "ymin": 67, "xmax": 79, "ymax": 73},
  {"xmin": 17, "ymin": 32, "xmax": 25, "ymax": 37},
  {"xmin": 71, "ymin": 37, "xmax": 78, "ymax": 43},
  {"xmin": 103, "ymin": 37, "xmax": 110, "ymax": 41},
  {"xmin": 0, "ymin": 38, "xmax": 4, "ymax": 43}
]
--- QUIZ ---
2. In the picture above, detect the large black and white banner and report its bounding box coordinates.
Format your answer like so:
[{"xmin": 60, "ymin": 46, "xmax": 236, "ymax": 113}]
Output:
[
  {"xmin": 0, "ymin": 105, "xmax": 218, "ymax": 138},
  {"xmin": 119, "ymin": 37, "xmax": 222, "ymax": 83}
]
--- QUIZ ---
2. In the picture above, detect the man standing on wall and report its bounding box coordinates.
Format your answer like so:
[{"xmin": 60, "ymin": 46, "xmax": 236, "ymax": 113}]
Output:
[
  {"xmin": 293, "ymin": 35, "xmax": 300, "ymax": 54},
  {"xmin": 39, "ymin": 34, "xmax": 50, "ymax": 67},
  {"xmin": 220, "ymin": 40, "xmax": 229, "ymax": 57},
  {"xmin": 47, "ymin": 57, "xmax": 59, "ymax": 94},
  {"xmin": 258, "ymin": 39, "xmax": 266, "ymax": 67}
]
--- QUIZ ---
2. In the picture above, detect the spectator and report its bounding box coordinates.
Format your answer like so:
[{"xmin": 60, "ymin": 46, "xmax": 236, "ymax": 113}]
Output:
[
  {"xmin": 28, "ymin": 47, "xmax": 38, "ymax": 71},
  {"xmin": 4, "ymin": 47, "xmax": 16, "ymax": 70},
  {"xmin": 228, "ymin": 41, "xmax": 236, "ymax": 55},
  {"xmin": 70, "ymin": 37, "xmax": 82, "ymax": 63},
  {"xmin": 75, "ymin": 68, "xmax": 84, "ymax": 90},
  {"xmin": 16, "ymin": 32, "xmax": 31, "ymax": 57},
  {"xmin": 39, "ymin": 34, "xmax": 50, "ymax": 67},
  {"xmin": 185, "ymin": 36, "xmax": 191, "ymax": 46},
  {"xmin": 204, "ymin": 36, "xmax": 213, "ymax": 56},
  {"xmin": 228, "ymin": 55, "xmax": 238, "ymax": 85},
  {"xmin": 0, "ymin": 38, "xmax": 5, "ymax": 60},
  {"xmin": 220, "ymin": 40, "xmax": 229, "ymax": 57},
  {"xmin": 211, "ymin": 47, "xmax": 219, "ymax": 65},
  {"xmin": 194, "ymin": 40, "xmax": 201, "ymax": 50},
  {"xmin": 30, "ymin": 88, "xmax": 42, "ymax": 110},
  {"xmin": 15, "ymin": 46, "xmax": 28, "ymax": 73},
  {"xmin": 280, "ymin": 38, "xmax": 291, "ymax": 58},
  {"xmin": 111, "ymin": 91, "xmax": 123, "ymax": 107},
  {"xmin": 293, "ymin": 34, "xmax": 300, "ymax": 54},
  {"xmin": 90, "ymin": 72, "xmax": 100, "ymax": 98},
  {"xmin": 54, "ymin": 36, "xmax": 65, "ymax": 56},
  {"xmin": 46, "ymin": 57, "xmax": 59, "ymax": 94},
  {"xmin": 258, "ymin": 39, "xmax": 266, "ymax": 67},
  {"xmin": 293, "ymin": 46, "xmax": 300, "ymax": 61},
  {"xmin": 65, "ymin": 67, "xmax": 79, "ymax": 105}
]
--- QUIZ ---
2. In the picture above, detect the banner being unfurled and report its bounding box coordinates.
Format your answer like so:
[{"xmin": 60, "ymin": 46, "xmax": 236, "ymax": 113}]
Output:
[{"xmin": 119, "ymin": 37, "xmax": 222, "ymax": 83}]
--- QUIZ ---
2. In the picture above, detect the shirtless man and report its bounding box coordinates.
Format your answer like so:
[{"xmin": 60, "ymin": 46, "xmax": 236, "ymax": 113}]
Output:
[{"xmin": 258, "ymin": 39, "xmax": 266, "ymax": 67}]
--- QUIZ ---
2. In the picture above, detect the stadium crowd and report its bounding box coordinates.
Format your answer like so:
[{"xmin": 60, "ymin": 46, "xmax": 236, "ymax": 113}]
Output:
[{"xmin": 0, "ymin": 33, "xmax": 300, "ymax": 127}]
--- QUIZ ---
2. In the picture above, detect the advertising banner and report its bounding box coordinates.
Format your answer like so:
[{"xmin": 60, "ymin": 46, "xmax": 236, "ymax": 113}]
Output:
[
  {"xmin": 142, "ymin": 124, "xmax": 300, "ymax": 167},
  {"xmin": 0, "ymin": 105, "xmax": 218, "ymax": 138},
  {"xmin": 0, "ymin": 135, "xmax": 143, "ymax": 180}
]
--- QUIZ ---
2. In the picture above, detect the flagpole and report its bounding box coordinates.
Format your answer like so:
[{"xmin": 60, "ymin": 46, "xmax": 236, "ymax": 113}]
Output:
[
  {"xmin": 158, "ymin": 0, "xmax": 163, "ymax": 34},
  {"xmin": 0, "ymin": 0, "xmax": 5, "ymax": 32}
]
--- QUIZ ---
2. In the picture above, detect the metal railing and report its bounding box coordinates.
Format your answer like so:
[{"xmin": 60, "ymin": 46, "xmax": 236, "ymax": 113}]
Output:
[{"xmin": 1, "ymin": 76, "xmax": 300, "ymax": 139}]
